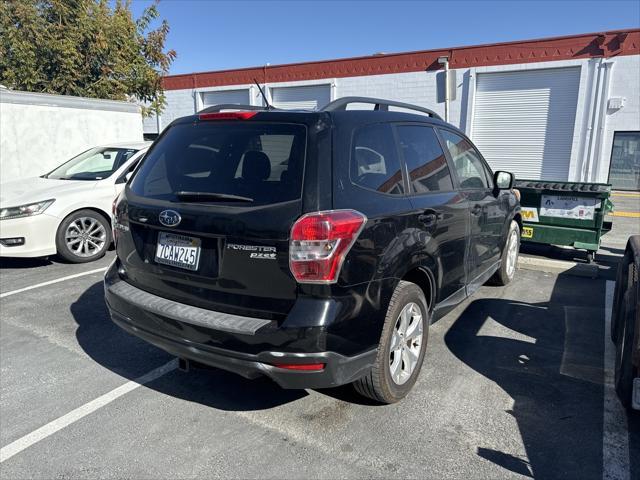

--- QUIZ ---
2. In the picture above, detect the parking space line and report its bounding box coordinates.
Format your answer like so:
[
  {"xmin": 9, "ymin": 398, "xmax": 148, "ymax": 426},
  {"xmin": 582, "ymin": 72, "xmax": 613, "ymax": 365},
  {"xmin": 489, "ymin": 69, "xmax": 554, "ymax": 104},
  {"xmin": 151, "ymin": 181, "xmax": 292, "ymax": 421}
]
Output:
[
  {"xmin": 0, "ymin": 267, "xmax": 108, "ymax": 299},
  {"xmin": 611, "ymin": 192, "xmax": 640, "ymax": 198},
  {"xmin": 0, "ymin": 360, "xmax": 177, "ymax": 463},
  {"xmin": 603, "ymin": 280, "xmax": 630, "ymax": 480},
  {"xmin": 610, "ymin": 211, "xmax": 640, "ymax": 218}
]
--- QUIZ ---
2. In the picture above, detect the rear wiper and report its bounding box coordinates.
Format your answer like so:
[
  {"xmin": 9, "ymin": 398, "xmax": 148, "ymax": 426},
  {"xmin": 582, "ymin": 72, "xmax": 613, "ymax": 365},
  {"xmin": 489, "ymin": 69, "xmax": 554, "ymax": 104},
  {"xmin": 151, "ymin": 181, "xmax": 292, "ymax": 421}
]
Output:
[{"xmin": 175, "ymin": 191, "xmax": 254, "ymax": 202}]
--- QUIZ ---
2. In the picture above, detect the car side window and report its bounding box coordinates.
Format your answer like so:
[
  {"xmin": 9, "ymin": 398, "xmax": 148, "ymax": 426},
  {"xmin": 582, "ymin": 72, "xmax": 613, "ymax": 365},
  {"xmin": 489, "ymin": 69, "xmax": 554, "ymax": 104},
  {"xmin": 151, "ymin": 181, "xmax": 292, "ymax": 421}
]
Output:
[
  {"xmin": 481, "ymin": 161, "xmax": 494, "ymax": 188},
  {"xmin": 351, "ymin": 123, "xmax": 405, "ymax": 195},
  {"xmin": 440, "ymin": 130, "xmax": 489, "ymax": 190},
  {"xmin": 396, "ymin": 125, "xmax": 454, "ymax": 193}
]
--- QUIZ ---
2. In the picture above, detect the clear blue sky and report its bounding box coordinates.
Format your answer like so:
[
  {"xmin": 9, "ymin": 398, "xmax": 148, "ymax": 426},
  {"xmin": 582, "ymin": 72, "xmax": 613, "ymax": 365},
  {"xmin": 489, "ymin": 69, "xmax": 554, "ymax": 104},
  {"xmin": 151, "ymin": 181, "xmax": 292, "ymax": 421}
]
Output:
[{"xmin": 129, "ymin": 0, "xmax": 640, "ymax": 75}]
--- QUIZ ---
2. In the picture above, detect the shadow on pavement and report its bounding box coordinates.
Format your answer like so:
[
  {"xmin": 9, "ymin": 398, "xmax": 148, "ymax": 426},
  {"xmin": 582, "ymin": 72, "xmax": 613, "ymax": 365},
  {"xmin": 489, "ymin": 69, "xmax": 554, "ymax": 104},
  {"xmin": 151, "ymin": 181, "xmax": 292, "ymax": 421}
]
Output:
[
  {"xmin": 0, "ymin": 256, "xmax": 54, "ymax": 269},
  {"xmin": 70, "ymin": 281, "xmax": 307, "ymax": 411},
  {"xmin": 520, "ymin": 242, "xmax": 622, "ymax": 274},
  {"xmin": 69, "ymin": 270, "xmax": 638, "ymax": 477},
  {"xmin": 599, "ymin": 245, "xmax": 626, "ymax": 256},
  {"xmin": 477, "ymin": 448, "xmax": 532, "ymax": 478},
  {"xmin": 445, "ymin": 273, "xmax": 605, "ymax": 479}
]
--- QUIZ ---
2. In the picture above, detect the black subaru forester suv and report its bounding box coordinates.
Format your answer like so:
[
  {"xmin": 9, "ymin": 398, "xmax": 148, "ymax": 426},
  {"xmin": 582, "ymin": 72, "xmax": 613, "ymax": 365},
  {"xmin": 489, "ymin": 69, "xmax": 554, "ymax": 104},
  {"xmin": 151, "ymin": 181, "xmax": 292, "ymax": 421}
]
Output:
[{"xmin": 106, "ymin": 97, "xmax": 521, "ymax": 403}]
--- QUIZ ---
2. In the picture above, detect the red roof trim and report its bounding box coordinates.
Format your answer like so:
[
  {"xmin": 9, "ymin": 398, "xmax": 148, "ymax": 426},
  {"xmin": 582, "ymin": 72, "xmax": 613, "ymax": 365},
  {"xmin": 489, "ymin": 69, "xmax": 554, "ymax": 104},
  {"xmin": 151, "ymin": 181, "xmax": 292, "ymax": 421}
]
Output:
[{"xmin": 163, "ymin": 29, "xmax": 640, "ymax": 91}]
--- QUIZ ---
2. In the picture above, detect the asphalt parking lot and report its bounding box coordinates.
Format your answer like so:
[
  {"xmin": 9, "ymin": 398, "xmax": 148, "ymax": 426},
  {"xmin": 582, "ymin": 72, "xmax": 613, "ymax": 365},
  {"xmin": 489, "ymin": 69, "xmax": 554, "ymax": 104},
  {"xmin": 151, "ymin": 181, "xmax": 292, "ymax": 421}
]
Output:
[{"xmin": 0, "ymin": 251, "xmax": 638, "ymax": 479}]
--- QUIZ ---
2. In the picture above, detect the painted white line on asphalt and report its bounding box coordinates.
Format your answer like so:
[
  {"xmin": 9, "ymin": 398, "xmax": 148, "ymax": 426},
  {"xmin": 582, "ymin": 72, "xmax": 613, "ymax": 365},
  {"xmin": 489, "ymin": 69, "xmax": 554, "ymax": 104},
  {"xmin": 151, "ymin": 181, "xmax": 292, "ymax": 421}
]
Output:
[
  {"xmin": 603, "ymin": 280, "xmax": 630, "ymax": 480},
  {"xmin": 0, "ymin": 359, "xmax": 177, "ymax": 463},
  {"xmin": 0, "ymin": 267, "xmax": 108, "ymax": 299}
]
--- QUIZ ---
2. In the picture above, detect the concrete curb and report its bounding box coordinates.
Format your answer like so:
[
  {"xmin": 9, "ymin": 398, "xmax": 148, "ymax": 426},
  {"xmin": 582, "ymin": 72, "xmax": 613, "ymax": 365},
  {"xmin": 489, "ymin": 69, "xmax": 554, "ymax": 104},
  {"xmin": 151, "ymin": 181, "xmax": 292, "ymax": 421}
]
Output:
[{"xmin": 518, "ymin": 254, "xmax": 599, "ymax": 278}]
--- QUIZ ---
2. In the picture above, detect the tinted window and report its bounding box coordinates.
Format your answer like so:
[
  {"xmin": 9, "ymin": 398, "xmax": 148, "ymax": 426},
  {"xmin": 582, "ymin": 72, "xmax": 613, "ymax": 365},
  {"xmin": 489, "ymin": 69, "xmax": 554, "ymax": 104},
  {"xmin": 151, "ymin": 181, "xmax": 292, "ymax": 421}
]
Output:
[
  {"xmin": 235, "ymin": 134, "xmax": 294, "ymax": 181},
  {"xmin": 397, "ymin": 125, "xmax": 453, "ymax": 193},
  {"xmin": 440, "ymin": 130, "xmax": 489, "ymax": 189},
  {"xmin": 131, "ymin": 122, "xmax": 306, "ymax": 205},
  {"xmin": 351, "ymin": 124, "xmax": 404, "ymax": 195},
  {"xmin": 481, "ymin": 161, "xmax": 494, "ymax": 188}
]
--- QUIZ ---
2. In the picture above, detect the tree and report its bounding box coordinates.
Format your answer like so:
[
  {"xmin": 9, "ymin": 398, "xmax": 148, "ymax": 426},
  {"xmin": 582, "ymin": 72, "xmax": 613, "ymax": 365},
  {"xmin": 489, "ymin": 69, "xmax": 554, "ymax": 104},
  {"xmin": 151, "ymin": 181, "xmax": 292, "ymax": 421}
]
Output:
[{"xmin": 0, "ymin": 0, "xmax": 176, "ymax": 116}]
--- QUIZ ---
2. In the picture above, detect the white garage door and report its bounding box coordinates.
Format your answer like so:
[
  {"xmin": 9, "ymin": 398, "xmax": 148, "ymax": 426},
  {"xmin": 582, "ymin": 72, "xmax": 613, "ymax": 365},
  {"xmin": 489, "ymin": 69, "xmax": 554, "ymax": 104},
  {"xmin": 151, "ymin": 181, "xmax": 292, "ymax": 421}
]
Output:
[
  {"xmin": 472, "ymin": 68, "xmax": 580, "ymax": 180},
  {"xmin": 201, "ymin": 89, "xmax": 250, "ymax": 108},
  {"xmin": 271, "ymin": 85, "xmax": 331, "ymax": 110}
]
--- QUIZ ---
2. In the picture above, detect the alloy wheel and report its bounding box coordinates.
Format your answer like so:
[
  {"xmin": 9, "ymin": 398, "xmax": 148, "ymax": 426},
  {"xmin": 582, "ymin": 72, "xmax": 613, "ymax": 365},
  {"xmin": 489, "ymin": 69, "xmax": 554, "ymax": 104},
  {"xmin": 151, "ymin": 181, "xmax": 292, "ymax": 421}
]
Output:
[
  {"xmin": 389, "ymin": 302, "xmax": 424, "ymax": 385},
  {"xmin": 505, "ymin": 228, "xmax": 519, "ymax": 278},
  {"xmin": 64, "ymin": 217, "xmax": 107, "ymax": 258}
]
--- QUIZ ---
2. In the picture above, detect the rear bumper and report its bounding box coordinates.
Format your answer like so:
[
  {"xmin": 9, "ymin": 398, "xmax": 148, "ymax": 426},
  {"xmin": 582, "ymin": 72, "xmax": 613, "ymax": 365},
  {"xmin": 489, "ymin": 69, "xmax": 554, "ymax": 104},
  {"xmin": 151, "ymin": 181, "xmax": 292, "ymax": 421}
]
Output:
[
  {"xmin": 104, "ymin": 261, "xmax": 378, "ymax": 389},
  {"xmin": 110, "ymin": 310, "xmax": 375, "ymax": 389}
]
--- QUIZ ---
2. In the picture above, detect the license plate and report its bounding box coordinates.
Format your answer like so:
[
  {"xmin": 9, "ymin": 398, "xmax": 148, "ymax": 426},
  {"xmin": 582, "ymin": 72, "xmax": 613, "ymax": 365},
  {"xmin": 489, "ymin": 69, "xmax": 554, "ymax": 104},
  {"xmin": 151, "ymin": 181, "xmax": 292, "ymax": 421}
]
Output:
[{"xmin": 155, "ymin": 232, "xmax": 201, "ymax": 271}]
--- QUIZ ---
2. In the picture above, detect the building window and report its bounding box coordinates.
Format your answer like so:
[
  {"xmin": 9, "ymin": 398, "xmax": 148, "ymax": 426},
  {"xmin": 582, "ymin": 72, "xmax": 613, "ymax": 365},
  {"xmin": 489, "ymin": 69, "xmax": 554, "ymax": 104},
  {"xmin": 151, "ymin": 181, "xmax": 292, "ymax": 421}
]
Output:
[{"xmin": 609, "ymin": 132, "xmax": 640, "ymax": 191}]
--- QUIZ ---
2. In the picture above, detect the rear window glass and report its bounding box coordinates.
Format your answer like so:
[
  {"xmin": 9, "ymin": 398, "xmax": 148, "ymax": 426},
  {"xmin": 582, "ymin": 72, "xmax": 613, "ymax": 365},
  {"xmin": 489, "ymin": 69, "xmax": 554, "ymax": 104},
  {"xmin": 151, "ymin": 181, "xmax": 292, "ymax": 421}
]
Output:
[
  {"xmin": 350, "ymin": 123, "xmax": 404, "ymax": 195},
  {"xmin": 130, "ymin": 122, "xmax": 306, "ymax": 204}
]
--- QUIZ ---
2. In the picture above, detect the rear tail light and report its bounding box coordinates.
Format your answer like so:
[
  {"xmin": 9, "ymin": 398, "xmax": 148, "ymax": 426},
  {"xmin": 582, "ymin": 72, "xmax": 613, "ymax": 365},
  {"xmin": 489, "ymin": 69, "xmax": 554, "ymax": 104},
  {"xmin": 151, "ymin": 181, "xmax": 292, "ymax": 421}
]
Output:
[
  {"xmin": 289, "ymin": 209, "xmax": 367, "ymax": 284},
  {"xmin": 198, "ymin": 112, "xmax": 257, "ymax": 121}
]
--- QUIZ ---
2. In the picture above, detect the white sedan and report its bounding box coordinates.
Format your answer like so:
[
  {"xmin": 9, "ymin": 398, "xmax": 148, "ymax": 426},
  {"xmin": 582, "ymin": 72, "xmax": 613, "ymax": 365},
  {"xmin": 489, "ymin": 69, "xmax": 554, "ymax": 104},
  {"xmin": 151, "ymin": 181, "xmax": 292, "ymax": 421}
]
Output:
[{"xmin": 0, "ymin": 141, "xmax": 150, "ymax": 263}]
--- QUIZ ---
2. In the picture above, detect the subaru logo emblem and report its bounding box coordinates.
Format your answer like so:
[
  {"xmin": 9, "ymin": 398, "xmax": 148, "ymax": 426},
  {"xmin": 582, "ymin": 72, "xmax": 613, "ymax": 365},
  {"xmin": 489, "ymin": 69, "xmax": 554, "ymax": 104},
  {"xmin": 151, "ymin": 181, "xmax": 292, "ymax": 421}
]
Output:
[{"xmin": 159, "ymin": 210, "xmax": 181, "ymax": 227}]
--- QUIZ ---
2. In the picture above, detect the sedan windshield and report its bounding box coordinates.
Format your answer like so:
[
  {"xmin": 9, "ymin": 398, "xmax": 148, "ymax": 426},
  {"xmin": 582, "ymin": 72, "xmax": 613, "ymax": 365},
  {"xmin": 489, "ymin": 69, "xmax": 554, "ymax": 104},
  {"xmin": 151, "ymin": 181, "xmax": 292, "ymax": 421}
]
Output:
[{"xmin": 46, "ymin": 147, "xmax": 139, "ymax": 180}]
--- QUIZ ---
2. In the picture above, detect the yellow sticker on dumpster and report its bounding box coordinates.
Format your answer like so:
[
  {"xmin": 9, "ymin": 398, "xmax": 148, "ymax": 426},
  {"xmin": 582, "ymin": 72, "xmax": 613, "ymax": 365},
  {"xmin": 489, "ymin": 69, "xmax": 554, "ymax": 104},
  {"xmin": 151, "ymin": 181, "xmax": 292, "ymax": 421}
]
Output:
[{"xmin": 522, "ymin": 226, "xmax": 534, "ymax": 239}]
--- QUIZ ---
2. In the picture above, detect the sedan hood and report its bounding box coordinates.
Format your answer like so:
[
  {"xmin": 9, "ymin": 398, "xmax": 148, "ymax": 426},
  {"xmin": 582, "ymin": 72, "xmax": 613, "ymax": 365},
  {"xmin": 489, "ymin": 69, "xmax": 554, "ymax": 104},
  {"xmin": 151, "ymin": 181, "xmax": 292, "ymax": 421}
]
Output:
[{"xmin": 0, "ymin": 177, "xmax": 98, "ymax": 207}]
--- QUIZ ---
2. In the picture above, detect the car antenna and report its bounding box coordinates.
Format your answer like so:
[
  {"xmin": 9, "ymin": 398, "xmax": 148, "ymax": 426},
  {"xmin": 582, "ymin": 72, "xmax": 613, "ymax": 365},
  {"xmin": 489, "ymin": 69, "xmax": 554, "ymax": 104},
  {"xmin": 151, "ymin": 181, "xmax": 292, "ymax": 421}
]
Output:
[{"xmin": 254, "ymin": 79, "xmax": 272, "ymax": 110}]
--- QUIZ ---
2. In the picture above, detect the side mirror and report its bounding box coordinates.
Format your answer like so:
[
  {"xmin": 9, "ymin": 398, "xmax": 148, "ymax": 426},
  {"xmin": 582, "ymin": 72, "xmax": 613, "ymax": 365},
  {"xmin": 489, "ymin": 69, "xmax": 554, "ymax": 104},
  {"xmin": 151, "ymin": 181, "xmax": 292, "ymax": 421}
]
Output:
[{"xmin": 494, "ymin": 171, "xmax": 514, "ymax": 190}]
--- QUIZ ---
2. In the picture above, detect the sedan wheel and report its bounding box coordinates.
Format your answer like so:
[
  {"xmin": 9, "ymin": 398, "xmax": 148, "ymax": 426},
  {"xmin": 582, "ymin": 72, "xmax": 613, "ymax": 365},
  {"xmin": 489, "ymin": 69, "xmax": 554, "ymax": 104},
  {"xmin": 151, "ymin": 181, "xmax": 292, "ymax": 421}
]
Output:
[
  {"xmin": 65, "ymin": 217, "xmax": 107, "ymax": 258},
  {"xmin": 56, "ymin": 210, "xmax": 111, "ymax": 263}
]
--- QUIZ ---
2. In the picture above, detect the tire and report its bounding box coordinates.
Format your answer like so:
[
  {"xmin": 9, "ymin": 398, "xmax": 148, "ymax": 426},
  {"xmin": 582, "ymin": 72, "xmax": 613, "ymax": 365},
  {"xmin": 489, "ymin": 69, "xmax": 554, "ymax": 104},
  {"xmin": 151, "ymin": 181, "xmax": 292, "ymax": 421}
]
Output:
[
  {"xmin": 610, "ymin": 258, "xmax": 628, "ymax": 344},
  {"xmin": 614, "ymin": 287, "xmax": 638, "ymax": 411},
  {"xmin": 353, "ymin": 280, "xmax": 429, "ymax": 404},
  {"xmin": 488, "ymin": 220, "xmax": 520, "ymax": 286},
  {"xmin": 55, "ymin": 209, "xmax": 111, "ymax": 263}
]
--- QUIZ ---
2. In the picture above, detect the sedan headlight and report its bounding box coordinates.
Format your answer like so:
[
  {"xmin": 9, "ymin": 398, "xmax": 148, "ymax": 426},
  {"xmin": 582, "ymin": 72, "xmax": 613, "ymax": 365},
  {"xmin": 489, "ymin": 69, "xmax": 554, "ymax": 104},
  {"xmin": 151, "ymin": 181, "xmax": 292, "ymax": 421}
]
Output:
[{"xmin": 0, "ymin": 199, "xmax": 55, "ymax": 220}]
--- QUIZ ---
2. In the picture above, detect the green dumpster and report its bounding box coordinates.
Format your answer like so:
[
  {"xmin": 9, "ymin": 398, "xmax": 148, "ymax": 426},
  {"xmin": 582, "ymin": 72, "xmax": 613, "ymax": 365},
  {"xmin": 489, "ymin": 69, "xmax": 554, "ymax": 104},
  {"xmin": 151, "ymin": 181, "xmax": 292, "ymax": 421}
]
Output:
[{"xmin": 514, "ymin": 179, "xmax": 614, "ymax": 263}]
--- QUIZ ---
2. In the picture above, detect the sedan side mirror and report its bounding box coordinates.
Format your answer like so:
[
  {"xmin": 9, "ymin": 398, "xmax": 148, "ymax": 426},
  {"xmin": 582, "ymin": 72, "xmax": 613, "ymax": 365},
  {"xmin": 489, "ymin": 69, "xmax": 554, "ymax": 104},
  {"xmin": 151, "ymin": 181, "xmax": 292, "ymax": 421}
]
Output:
[
  {"xmin": 115, "ymin": 171, "xmax": 134, "ymax": 185},
  {"xmin": 494, "ymin": 171, "xmax": 515, "ymax": 190}
]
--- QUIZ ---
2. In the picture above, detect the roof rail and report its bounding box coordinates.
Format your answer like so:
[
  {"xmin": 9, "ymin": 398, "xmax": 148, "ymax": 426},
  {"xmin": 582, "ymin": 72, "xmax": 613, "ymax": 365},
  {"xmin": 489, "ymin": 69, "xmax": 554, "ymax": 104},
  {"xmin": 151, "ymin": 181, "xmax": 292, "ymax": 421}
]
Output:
[
  {"xmin": 321, "ymin": 96, "xmax": 442, "ymax": 120},
  {"xmin": 198, "ymin": 104, "xmax": 275, "ymax": 113}
]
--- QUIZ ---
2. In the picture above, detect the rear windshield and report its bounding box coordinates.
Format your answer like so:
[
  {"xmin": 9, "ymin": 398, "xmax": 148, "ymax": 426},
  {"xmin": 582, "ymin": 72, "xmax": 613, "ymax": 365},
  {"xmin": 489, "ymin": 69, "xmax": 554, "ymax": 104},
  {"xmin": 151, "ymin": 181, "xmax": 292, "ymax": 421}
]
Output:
[{"xmin": 130, "ymin": 122, "xmax": 306, "ymax": 205}]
